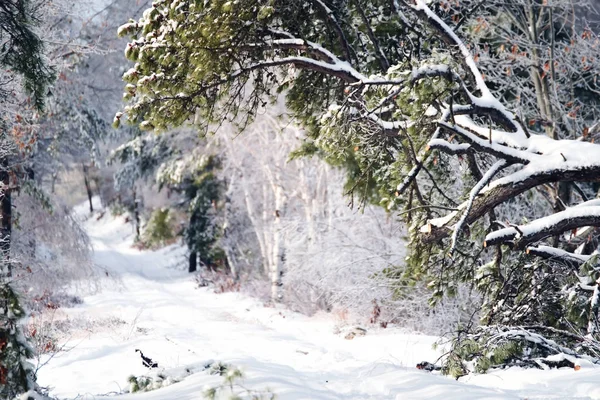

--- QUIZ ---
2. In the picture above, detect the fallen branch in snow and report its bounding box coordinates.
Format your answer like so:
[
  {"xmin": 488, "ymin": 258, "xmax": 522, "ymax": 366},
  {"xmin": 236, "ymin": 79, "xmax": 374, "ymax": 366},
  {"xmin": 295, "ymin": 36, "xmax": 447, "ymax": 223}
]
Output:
[{"xmin": 444, "ymin": 324, "xmax": 600, "ymax": 378}]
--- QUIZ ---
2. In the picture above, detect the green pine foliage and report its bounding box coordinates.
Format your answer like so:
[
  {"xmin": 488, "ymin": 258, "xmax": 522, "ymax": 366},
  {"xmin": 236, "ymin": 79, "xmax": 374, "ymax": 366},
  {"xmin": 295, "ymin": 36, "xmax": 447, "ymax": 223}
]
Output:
[
  {"xmin": 443, "ymin": 334, "xmax": 524, "ymax": 378},
  {"xmin": 0, "ymin": 284, "xmax": 37, "ymax": 399},
  {"xmin": 141, "ymin": 208, "xmax": 175, "ymax": 249},
  {"xmin": 203, "ymin": 363, "xmax": 275, "ymax": 400},
  {"xmin": 155, "ymin": 152, "xmax": 225, "ymax": 268},
  {"xmin": 0, "ymin": 0, "xmax": 55, "ymax": 111},
  {"xmin": 127, "ymin": 372, "xmax": 180, "ymax": 393},
  {"xmin": 180, "ymin": 156, "xmax": 224, "ymax": 269}
]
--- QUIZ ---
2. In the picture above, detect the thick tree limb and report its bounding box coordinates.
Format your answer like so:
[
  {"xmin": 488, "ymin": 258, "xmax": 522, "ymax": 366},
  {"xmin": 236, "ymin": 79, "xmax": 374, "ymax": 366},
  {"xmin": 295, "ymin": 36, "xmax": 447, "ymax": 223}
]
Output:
[
  {"xmin": 485, "ymin": 207, "xmax": 600, "ymax": 249},
  {"xmin": 421, "ymin": 165, "xmax": 600, "ymax": 243}
]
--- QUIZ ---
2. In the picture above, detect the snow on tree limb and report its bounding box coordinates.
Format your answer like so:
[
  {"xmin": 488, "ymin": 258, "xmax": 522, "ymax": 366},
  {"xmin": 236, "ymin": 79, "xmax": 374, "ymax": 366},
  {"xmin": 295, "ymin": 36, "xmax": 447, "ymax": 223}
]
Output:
[
  {"xmin": 525, "ymin": 245, "xmax": 592, "ymax": 268},
  {"xmin": 422, "ymin": 122, "xmax": 600, "ymax": 243},
  {"xmin": 485, "ymin": 206, "xmax": 600, "ymax": 249},
  {"xmin": 421, "ymin": 161, "xmax": 600, "ymax": 243}
]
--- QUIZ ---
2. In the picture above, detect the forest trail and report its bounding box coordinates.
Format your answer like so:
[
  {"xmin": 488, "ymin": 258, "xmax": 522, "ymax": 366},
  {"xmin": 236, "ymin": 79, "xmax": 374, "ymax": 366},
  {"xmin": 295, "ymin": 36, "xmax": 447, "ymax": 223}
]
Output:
[{"xmin": 35, "ymin": 203, "xmax": 600, "ymax": 399}]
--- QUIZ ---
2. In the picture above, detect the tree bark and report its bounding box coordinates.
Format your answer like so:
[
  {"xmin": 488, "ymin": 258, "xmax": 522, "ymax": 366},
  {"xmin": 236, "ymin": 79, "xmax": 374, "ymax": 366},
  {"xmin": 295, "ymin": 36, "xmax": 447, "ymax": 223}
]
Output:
[
  {"xmin": 0, "ymin": 158, "xmax": 10, "ymax": 278},
  {"xmin": 82, "ymin": 163, "xmax": 94, "ymax": 213},
  {"xmin": 188, "ymin": 251, "xmax": 197, "ymax": 273},
  {"xmin": 270, "ymin": 172, "xmax": 287, "ymax": 302}
]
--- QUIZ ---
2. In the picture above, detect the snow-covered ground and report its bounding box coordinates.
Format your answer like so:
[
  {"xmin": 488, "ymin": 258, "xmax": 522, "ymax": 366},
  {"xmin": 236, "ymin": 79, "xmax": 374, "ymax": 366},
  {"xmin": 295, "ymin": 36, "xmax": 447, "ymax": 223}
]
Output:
[{"xmin": 36, "ymin": 202, "xmax": 600, "ymax": 399}]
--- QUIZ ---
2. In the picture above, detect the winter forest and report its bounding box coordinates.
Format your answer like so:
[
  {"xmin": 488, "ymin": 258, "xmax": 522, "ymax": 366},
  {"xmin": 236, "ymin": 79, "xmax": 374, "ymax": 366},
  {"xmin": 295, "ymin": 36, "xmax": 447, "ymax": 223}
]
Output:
[{"xmin": 7, "ymin": 0, "xmax": 600, "ymax": 398}]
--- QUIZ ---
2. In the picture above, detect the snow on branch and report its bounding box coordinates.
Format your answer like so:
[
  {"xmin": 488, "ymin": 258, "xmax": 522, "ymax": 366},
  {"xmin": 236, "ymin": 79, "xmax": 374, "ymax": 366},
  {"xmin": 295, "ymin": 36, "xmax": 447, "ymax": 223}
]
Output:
[
  {"xmin": 427, "ymin": 139, "xmax": 470, "ymax": 155},
  {"xmin": 410, "ymin": 0, "xmax": 527, "ymax": 138},
  {"xmin": 421, "ymin": 161, "xmax": 600, "ymax": 244},
  {"xmin": 420, "ymin": 72, "xmax": 600, "ymax": 245},
  {"xmin": 437, "ymin": 122, "xmax": 532, "ymax": 164},
  {"xmin": 526, "ymin": 245, "xmax": 593, "ymax": 268},
  {"xmin": 487, "ymin": 326, "xmax": 600, "ymax": 365},
  {"xmin": 484, "ymin": 206, "xmax": 600, "ymax": 249}
]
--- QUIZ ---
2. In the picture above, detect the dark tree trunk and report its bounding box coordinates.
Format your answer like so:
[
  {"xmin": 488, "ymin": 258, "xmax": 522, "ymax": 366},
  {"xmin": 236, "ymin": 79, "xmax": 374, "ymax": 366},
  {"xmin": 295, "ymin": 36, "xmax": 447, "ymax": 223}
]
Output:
[
  {"xmin": 92, "ymin": 176, "xmax": 102, "ymax": 208},
  {"xmin": 186, "ymin": 211, "xmax": 199, "ymax": 273},
  {"xmin": 188, "ymin": 251, "xmax": 197, "ymax": 273},
  {"xmin": 132, "ymin": 187, "xmax": 141, "ymax": 241},
  {"xmin": 82, "ymin": 164, "xmax": 93, "ymax": 213},
  {"xmin": 0, "ymin": 159, "xmax": 11, "ymax": 278},
  {"xmin": 51, "ymin": 172, "xmax": 57, "ymax": 194}
]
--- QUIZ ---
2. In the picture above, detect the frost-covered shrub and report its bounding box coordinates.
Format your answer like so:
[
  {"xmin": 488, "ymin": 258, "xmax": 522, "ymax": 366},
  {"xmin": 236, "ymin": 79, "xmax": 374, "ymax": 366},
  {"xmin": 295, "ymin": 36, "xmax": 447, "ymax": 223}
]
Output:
[
  {"xmin": 281, "ymin": 181, "xmax": 477, "ymax": 333},
  {"xmin": 109, "ymin": 202, "xmax": 126, "ymax": 217},
  {"xmin": 195, "ymin": 270, "xmax": 240, "ymax": 293},
  {"xmin": 11, "ymin": 194, "xmax": 95, "ymax": 308},
  {"xmin": 27, "ymin": 314, "xmax": 127, "ymax": 356}
]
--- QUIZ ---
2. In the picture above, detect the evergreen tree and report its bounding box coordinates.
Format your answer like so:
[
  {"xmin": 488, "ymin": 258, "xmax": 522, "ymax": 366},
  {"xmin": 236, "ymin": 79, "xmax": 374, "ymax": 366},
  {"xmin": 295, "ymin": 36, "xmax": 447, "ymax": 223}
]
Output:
[
  {"xmin": 0, "ymin": 285, "xmax": 36, "ymax": 399},
  {"xmin": 111, "ymin": 129, "xmax": 225, "ymax": 272},
  {"xmin": 157, "ymin": 154, "xmax": 224, "ymax": 272},
  {"xmin": 0, "ymin": 0, "xmax": 54, "ymax": 110}
]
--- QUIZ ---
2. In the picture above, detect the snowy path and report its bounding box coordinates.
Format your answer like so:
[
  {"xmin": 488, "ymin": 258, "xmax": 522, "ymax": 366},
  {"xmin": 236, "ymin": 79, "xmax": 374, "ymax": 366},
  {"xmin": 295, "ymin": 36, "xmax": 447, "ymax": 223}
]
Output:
[{"xmin": 36, "ymin": 206, "xmax": 600, "ymax": 399}]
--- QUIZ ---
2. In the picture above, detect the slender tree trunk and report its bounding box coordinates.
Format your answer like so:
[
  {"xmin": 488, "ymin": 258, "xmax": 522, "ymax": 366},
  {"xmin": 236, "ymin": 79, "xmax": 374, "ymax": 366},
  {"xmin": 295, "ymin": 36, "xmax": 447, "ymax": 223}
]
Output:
[
  {"xmin": 262, "ymin": 183, "xmax": 271, "ymax": 276},
  {"xmin": 223, "ymin": 139, "xmax": 271, "ymax": 277},
  {"xmin": 239, "ymin": 173, "xmax": 269, "ymax": 275},
  {"xmin": 132, "ymin": 187, "xmax": 141, "ymax": 241},
  {"xmin": 0, "ymin": 158, "xmax": 11, "ymax": 278},
  {"xmin": 82, "ymin": 163, "xmax": 93, "ymax": 213},
  {"xmin": 187, "ymin": 210, "xmax": 199, "ymax": 272},
  {"xmin": 270, "ymin": 173, "xmax": 287, "ymax": 302},
  {"xmin": 51, "ymin": 172, "xmax": 57, "ymax": 194},
  {"xmin": 92, "ymin": 176, "xmax": 102, "ymax": 208},
  {"xmin": 299, "ymin": 163, "xmax": 316, "ymax": 245},
  {"xmin": 524, "ymin": 8, "xmax": 573, "ymax": 240}
]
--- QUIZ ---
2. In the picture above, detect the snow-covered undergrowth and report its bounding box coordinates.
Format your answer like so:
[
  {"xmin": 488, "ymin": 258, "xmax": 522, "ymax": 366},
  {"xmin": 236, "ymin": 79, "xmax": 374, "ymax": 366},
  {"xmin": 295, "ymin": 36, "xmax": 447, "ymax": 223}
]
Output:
[{"xmin": 34, "ymin": 203, "xmax": 600, "ymax": 399}]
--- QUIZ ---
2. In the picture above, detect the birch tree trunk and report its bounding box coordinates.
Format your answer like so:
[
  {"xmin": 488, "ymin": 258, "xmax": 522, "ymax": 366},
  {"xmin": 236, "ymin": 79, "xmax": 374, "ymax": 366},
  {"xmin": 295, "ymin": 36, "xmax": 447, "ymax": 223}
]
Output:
[{"xmin": 270, "ymin": 173, "xmax": 287, "ymax": 302}]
